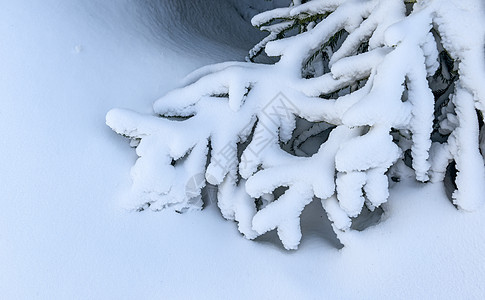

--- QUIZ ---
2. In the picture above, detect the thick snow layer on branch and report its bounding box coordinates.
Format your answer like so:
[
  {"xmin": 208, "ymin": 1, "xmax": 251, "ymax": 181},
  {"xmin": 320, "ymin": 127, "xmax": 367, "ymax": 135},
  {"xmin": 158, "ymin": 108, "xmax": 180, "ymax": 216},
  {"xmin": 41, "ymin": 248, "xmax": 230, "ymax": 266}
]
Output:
[
  {"xmin": 432, "ymin": 0, "xmax": 485, "ymax": 111},
  {"xmin": 447, "ymin": 86, "xmax": 485, "ymax": 211}
]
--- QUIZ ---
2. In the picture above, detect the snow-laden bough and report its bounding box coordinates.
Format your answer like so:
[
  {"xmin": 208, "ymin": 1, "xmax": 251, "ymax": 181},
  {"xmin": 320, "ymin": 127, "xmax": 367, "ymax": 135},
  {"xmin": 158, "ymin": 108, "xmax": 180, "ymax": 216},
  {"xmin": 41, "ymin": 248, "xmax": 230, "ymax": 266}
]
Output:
[{"xmin": 107, "ymin": 0, "xmax": 485, "ymax": 250}]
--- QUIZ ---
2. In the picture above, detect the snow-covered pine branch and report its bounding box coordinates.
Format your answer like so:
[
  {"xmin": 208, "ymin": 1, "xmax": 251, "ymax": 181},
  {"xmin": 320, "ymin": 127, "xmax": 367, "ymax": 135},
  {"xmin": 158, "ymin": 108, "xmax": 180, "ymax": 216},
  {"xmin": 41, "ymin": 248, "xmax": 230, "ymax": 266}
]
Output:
[{"xmin": 107, "ymin": 0, "xmax": 485, "ymax": 249}]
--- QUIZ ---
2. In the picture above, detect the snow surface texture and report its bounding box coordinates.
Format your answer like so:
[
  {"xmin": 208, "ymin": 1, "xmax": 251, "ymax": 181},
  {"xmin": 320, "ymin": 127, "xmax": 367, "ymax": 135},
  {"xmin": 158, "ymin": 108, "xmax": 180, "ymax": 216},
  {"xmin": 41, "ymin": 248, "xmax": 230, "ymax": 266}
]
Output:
[
  {"xmin": 108, "ymin": 0, "xmax": 485, "ymax": 250},
  {"xmin": 2, "ymin": 0, "xmax": 485, "ymax": 298}
]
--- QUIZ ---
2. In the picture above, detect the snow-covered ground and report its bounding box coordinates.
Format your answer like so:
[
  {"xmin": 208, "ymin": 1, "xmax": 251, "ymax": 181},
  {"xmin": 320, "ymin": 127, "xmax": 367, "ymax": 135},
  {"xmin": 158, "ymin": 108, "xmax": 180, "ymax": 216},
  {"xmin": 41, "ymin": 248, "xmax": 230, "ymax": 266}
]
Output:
[{"xmin": 1, "ymin": 1, "xmax": 484, "ymax": 298}]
